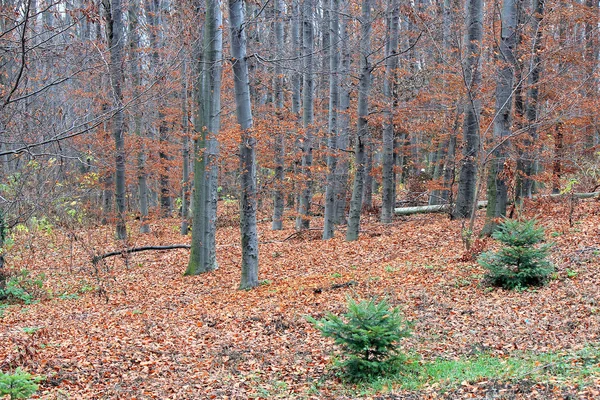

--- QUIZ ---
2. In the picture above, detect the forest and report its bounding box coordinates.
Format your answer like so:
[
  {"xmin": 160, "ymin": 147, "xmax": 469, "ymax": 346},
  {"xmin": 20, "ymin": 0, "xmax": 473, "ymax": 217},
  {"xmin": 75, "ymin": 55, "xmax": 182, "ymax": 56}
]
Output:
[{"xmin": 1, "ymin": 0, "xmax": 600, "ymax": 398}]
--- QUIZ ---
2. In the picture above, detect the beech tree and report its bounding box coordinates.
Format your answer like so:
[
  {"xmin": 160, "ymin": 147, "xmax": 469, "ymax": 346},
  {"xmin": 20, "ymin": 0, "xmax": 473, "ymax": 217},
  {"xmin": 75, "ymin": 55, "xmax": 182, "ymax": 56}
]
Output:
[
  {"xmin": 229, "ymin": 0, "xmax": 259, "ymax": 289},
  {"xmin": 186, "ymin": 0, "xmax": 222, "ymax": 275}
]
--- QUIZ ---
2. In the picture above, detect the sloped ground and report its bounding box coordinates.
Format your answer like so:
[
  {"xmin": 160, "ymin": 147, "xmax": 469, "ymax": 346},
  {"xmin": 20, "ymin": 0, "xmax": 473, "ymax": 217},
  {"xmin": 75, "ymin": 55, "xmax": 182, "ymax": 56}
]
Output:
[{"xmin": 1, "ymin": 198, "xmax": 599, "ymax": 399}]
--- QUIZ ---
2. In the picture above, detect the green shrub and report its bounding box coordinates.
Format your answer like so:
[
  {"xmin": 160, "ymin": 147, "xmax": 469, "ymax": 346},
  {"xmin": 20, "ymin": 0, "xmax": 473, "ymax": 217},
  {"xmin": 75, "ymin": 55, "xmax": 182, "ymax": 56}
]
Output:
[
  {"xmin": 0, "ymin": 270, "xmax": 45, "ymax": 304},
  {"xmin": 307, "ymin": 297, "xmax": 412, "ymax": 382},
  {"xmin": 478, "ymin": 219, "xmax": 554, "ymax": 290},
  {"xmin": 0, "ymin": 368, "xmax": 41, "ymax": 399}
]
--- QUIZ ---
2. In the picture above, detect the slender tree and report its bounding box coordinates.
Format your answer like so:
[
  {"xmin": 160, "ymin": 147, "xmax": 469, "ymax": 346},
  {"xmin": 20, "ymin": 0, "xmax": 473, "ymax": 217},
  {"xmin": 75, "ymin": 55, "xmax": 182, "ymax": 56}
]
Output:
[
  {"xmin": 229, "ymin": 0, "xmax": 259, "ymax": 289},
  {"xmin": 323, "ymin": 0, "xmax": 341, "ymax": 239},
  {"xmin": 271, "ymin": 0, "xmax": 285, "ymax": 230},
  {"xmin": 346, "ymin": 0, "xmax": 372, "ymax": 241},
  {"xmin": 296, "ymin": 0, "xmax": 315, "ymax": 230},
  {"xmin": 482, "ymin": 0, "xmax": 519, "ymax": 235},
  {"xmin": 186, "ymin": 0, "xmax": 223, "ymax": 275},
  {"xmin": 453, "ymin": 0, "xmax": 483, "ymax": 220},
  {"xmin": 104, "ymin": 0, "xmax": 127, "ymax": 239},
  {"xmin": 381, "ymin": 0, "xmax": 400, "ymax": 224}
]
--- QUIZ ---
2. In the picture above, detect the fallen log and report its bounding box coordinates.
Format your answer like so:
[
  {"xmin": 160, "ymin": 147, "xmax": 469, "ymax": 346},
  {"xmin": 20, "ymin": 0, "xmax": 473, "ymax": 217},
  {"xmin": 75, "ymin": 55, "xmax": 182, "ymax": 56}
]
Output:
[
  {"xmin": 394, "ymin": 192, "xmax": 599, "ymax": 216},
  {"xmin": 92, "ymin": 244, "xmax": 191, "ymax": 264},
  {"xmin": 394, "ymin": 201, "xmax": 487, "ymax": 216}
]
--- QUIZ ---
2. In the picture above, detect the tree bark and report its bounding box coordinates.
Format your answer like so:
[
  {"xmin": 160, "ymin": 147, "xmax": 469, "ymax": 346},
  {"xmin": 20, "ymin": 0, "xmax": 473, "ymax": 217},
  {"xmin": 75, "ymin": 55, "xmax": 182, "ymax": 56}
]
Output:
[
  {"xmin": 482, "ymin": 0, "xmax": 519, "ymax": 235},
  {"xmin": 323, "ymin": 0, "xmax": 341, "ymax": 239},
  {"xmin": 295, "ymin": 0, "xmax": 315, "ymax": 230},
  {"xmin": 346, "ymin": 0, "xmax": 372, "ymax": 241},
  {"xmin": 453, "ymin": 0, "xmax": 483, "ymax": 220},
  {"xmin": 381, "ymin": 0, "xmax": 400, "ymax": 223},
  {"xmin": 104, "ymin": 0, "xmax": 127, "ymax": 240},
  {"xmin": 229, "ymin": 0, "xmax": 259, "ymax": 289},
  {"xmin": 271, "ymin": 0, "xmax": 285, "ymax": 231},
  {"xmin": 186, "ymin": 0, "xmax": 222, "ymax": 275}
]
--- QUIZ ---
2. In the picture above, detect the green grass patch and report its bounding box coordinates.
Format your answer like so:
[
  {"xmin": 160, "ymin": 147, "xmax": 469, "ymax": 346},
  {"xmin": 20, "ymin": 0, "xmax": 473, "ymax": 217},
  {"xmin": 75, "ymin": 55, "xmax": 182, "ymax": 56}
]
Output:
[{"xmin": 348, "ymin": 344, "xmax": 600, "ymax": 396}]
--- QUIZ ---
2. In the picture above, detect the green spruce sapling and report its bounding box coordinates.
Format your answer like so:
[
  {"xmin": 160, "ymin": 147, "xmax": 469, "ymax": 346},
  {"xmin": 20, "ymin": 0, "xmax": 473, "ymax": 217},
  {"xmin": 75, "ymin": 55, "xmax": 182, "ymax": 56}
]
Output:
[
  {"xmin": 478, "ymin": 218, "xmax": 554, "ymax": 290},
  {"xmin": 307, "ymin": 297, "xmax": 412, "ymax": 382}
]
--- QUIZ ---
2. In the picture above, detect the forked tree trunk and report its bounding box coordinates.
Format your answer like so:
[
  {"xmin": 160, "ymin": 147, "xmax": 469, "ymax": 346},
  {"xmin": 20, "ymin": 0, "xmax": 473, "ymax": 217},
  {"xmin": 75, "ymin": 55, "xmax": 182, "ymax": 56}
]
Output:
[{"xmin": 186, "ymin": 0, "xmax": 222, "ymax": 275}]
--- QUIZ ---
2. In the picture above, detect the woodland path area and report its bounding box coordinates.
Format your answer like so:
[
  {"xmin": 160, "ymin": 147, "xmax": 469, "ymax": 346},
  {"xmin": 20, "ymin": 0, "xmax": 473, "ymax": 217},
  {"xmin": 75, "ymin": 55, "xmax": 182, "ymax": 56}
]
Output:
[{"xmin": 1, "ymin": 199, "xmax": 600, "ymax": 399}]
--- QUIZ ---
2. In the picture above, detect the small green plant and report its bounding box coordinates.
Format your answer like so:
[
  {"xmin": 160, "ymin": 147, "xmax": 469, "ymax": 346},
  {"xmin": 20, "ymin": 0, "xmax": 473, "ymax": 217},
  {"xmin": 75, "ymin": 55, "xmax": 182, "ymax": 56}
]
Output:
[
  {"xmin": 566, "ymin": 269, "xmax": 578, "ymax": 279},
  {"xmin": 478, "ymin": 219, "xmax": 554, "ymax": 290},
  {"xmin": 58, "ymin": 292, "xmax": 79, "ymax": 300},
  {"xmin": 331, "ymin": 272, "xmax": 342, "ymax": 279},
  {"xmin": 307, "ymin": 297, "xmax": 412, "ymax": 382},
  {"xmin": 0, "ymin": 368, "xmax": 41, "ymax": 399},
  {"xmin": 259, "ymin": 279, "xmax": 272, "ymax": 286},
  {"xmin": 0, "ymin": 270, "xmax": 45, "ymax": 304}
]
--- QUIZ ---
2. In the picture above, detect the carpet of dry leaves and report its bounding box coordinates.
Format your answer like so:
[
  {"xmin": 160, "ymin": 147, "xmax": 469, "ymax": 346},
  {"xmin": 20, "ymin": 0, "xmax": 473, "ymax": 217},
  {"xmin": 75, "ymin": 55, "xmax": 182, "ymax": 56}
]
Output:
[{"xmin": 1, "ymin": 198, "xmax": 600, "ymax": 399}]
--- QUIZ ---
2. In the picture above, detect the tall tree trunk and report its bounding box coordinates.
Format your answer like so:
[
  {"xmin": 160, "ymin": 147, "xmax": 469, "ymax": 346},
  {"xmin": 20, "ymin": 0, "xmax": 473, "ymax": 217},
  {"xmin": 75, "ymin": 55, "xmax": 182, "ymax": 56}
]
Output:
[
  {"xmin": 521, "ymin": 0, "xmax": 545, "ymax": 198},
  {"xmin": 381, "ymin": 0, "xmax": 400, "ymax": 223},
  {"xmin": 271, "ymin": 0, "xmax": 285, "ymax": 230},
  {"xmin": 333, "ymin": 0, "xmax": 351, "ymax": 225},
  {"xmin": 295, "ymin": 0, "xmax": 315, "ymax": 230},
  {"xmin": 181, "ymin": 60, "xmax": 190, "ymax": 235},
  {"xmin": 229, "ymin": 0, "xmax": 259, "ymax": 289},
  {"xmin": 104, "ymin": 0, "xmax": 127, "ymax": 239},
  {"xmin": 453, "ymin": 0, "xmax": 483, "ymax": 220},
  {"xmin": 346, "ymin": 0, "xmax": 372, "ymax": 241},
  {"xmin": 482, "ymin": 0, "xmax": 519, "ymax": 235},
  {"xmin": 128, "ymin": 0, "xmax": 150, "ymax": 233},
  {"xmin": 323, "ymin": 0, "xmax": 341, "ymax": 239},
  {"xmin": 186, "ymin": 0, "xmax": 222, "ymax": 275}
]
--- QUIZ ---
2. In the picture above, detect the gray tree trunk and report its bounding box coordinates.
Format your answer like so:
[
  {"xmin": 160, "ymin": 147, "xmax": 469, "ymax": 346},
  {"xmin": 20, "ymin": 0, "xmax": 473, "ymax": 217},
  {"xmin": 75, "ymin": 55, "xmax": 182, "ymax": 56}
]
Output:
[
  {"xmin": 104, "ymin": 0, "xmax": 127, "ymax": 239},
  {"xmin": 381, "ymin": 0, "xmax": 400, "ymax": 223},
  {"xmin": 181, "ymin": 60, "xmax": 190, "ymax": 235},
  {"xmin": 323, "ymin": 0, "xmax": 340, "ymax": 239},
  {"xmin": 128, "ymin": 0, "xmax": 150, "ymax": 233},
  {"xmin": 295, "ymin": 0, "xmax": 315, "ymax": 230},
  {"xmin": 229, "ymin": 0, "xmax": 259, "ymax": 289},
  {"xmin": 271, "ymin": 0, "xmax": 285, "ymax": 231},
  {"xmin": 186, "ymin": 0, "xmax": 222, "ymax": 275},
  {"xmin": 333, "ymin": 1, "xmax": 351, "ymax": 225},
  {"xmin": 482, "ymin": 0, "xmax": 519, "ymax": 235},
  {"xmin": 453, "ymin": 0, "xmax": 483, "ymax": 220},
  {"xmin": 521, "ymin": 0, "xmax": 545, "ymax": 198},
  {"xmin": 346, "ymin": 0, "xmax": 371, "ymax": 241}
]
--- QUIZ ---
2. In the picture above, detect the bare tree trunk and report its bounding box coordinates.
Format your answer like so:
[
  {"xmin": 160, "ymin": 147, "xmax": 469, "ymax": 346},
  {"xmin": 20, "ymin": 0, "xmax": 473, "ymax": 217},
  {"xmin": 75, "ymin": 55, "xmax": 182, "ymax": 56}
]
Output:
[
  {"xmin": 295, "ymin": 0, "xmax": 315, "ymax": 230},
  {"xmin": 181, "ymin": 59, "xmax": 190, "ymax": 235},
  {"xmin": 271, "ymin": 0, "xmax": 285, "ymax": 231},
  {"xmin": 453, "ymin": 0, "xmax": 483, "ymax": 220},
  {"xmin": 346, "ymin": 0, "xmax": 371, "ymax": 241},
  {"xmin": 482, "ymin": 0, "xmax": 519, "ymax": 235},
  {"xmin": 381, "ymin": 0, "xmax": 400, "ymax": 223},
  {"xmin": 229, "ymin": 0, "xmax": 259, "ymax": 289},
  {"xmin": 186, "ymin": 0, "xmax": 222, "ymax": 275},
  {"xmin": 333, "ymin": 0, "xmax": 351, "ymax": 225},
  {"xmin": 323, "ymin": 0, "xmax": 340, "ymax": 239},
  {"xmin": 104, "ymin": 0, "xmax": 127, "ymax": 239},
  {"xmin": 128, "ymin": 0, "xmax": 150, "ymax": 234},
  {"xmin": 521, "ymin": 0, "xmax": 545, "ymax": 198}
]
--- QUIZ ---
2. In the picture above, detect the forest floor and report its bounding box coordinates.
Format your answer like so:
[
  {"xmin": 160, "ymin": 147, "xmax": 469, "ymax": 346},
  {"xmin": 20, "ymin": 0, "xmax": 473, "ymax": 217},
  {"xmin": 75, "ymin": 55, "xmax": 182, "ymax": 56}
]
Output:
[{"xmin": 1, "ymin": 197, "xmax": 600, "ymax": 399}]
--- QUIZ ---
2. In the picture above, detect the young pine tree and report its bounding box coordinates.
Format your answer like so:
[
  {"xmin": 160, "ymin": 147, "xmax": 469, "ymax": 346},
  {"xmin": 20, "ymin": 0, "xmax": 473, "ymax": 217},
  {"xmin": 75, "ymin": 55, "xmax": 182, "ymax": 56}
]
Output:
[{"xmin": 478, "ymin": 219, "xmax": 554, "ymax": 290}]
